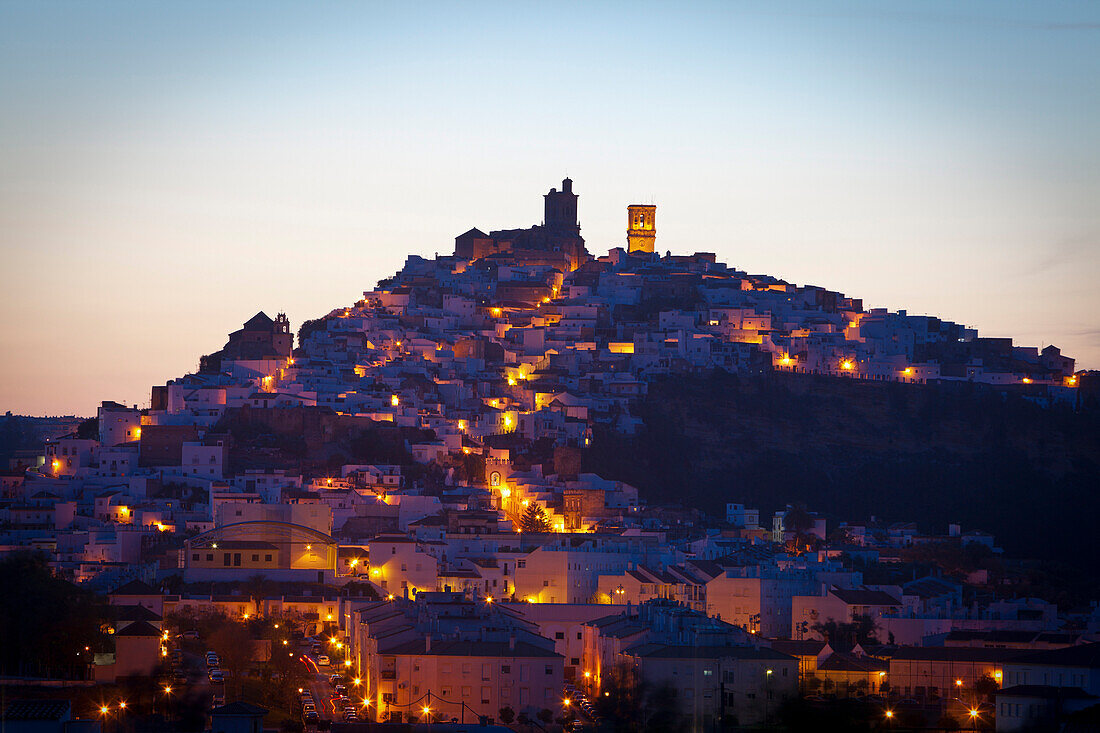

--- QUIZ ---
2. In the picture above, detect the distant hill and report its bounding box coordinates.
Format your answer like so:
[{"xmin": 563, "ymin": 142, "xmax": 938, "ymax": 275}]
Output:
[
  {"xmin": 583, "ymin": 370, "xmax": 1100, "ymax": 576},
  {"xmin": 0, "ymin": 414, "xmax": 87, "ymax": 467}
]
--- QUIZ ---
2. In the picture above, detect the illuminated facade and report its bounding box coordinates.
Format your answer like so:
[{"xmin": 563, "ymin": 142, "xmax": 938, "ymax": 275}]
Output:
[{"xmin": 182, "ymin": 520, "xmax": 338, "ymax": 582}]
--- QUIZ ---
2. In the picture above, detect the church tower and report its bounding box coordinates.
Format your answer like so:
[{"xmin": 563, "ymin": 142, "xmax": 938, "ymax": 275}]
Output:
[{"xmin": 627, "ymin": 204, "xmax": 656, "ymax": 253}]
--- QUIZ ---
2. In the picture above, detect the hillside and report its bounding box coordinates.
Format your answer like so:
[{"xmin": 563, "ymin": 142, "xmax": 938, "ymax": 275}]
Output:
[{"xmin": 583, "ymin": 370, "xmax": 1100, "ymax": 574}]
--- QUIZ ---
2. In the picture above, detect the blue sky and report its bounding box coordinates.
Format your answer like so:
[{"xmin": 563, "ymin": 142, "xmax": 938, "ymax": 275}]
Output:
[{"xmin": 1, "ymin": 1, "xmax": 1098, "ymax": 415}]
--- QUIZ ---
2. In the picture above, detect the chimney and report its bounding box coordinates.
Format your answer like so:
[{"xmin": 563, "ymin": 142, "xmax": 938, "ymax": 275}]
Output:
[
  {"xmin": 425, "ymin": 634, "xmax": 431, "ymax": 652},
  {"xmin": 509, "ymin": 633, "xmax": 516, "ymax": 652}
]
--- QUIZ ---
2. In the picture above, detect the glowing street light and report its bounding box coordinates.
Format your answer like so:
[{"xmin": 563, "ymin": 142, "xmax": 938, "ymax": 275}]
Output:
[{"xmin": 885, "ymin": 710, "xmax": 894, "ymax": 719}]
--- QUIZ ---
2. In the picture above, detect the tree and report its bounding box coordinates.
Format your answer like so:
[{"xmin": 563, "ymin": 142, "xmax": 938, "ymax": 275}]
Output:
[
  {"xmin": 973, "ymin": 673, "xmax": 1000, "ymax": 699},
  {"xmin": 536, "ymin": 708, "xmax": 553, "ymax": 724},
  {"xmin": 811, "ymin": 614, "xmax": 879, "ymax": 649},
  {"xmin": 209, "ymin": 620, "xmax": 254, "ymax": 698},
  {"xmin": 498, "ymin": 706, "xmax": 515, "ymax": 724},
  {"xmin": 0, "ymin": 552, "xmax": 103, "ymax": 678},
  {"xmin": 520, "ymin": 502, "xmax": 552, "ymax": 533},
  {"xmin": 76, "ymin": 417, "xmax": 99, "ymax": 440}
]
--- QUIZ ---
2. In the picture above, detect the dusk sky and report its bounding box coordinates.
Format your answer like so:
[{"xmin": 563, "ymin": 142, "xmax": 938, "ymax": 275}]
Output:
[{"xmin": 2, "ymin": 1, "xmax": 1098, "ymax": 416}]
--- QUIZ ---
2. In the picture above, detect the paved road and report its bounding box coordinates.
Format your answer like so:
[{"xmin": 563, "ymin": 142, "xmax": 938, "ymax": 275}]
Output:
[{"xmin": 300, "ymin": 652, "xmax": 350, "ymax": 726}]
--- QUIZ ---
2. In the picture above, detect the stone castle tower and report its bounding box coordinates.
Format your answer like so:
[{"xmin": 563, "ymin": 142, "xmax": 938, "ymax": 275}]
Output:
[
  {"xmin": 544, "ymin": 178, "xmax": 580, "ymax": 235},
  {"xmin": 627, "ymin": 204, "xmax": 656, "ymax": 253}
]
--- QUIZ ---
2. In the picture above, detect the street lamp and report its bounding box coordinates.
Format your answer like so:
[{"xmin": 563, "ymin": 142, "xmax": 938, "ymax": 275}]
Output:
[{"xmin": 765, "ymin": 670, "xmax": 773, "ymax": 726}]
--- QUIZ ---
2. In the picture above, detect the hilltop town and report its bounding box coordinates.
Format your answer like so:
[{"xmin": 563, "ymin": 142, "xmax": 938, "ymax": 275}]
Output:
[{"xmin": 2, "ymin": 180, "xmax": 1098, "ymax": 732}]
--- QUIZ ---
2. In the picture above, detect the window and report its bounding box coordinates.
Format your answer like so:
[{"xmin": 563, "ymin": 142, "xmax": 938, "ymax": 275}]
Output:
[
  {"xmin": 501, "ymin": 665, "xmax": 511, "ymax": 674},
  {"xmin": 252, "ymin": 554, "xmax": 259, "ymax": 562},
  {"xmin": 223, "ymin": 553, "xmax": 231, "ymax": 566},
  {"xmin": 555, "ymin": 632, "xmax": 565, "ymax": 640},
  {"xmin": 545, "ymin": 665, "xmax": 553, "ymax": 675},
  {"xmin": 206, "ymin": 554, "xmax": 214, "ymax": 562},
  {"xmin": 233, "ymin": 553, "xmax": 241, "ymax": 566},
  {"xmin": 265, "ymin": 554, "xmax": 272, "ymax": 562},
  {"xmin": 192, "ymin": 553, "xmax": 199, "ymax": 561}
]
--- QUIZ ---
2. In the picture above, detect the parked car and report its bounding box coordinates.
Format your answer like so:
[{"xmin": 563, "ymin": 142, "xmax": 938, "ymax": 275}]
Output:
[
  {"xmin": 317, "ymin": 655, "xmax": 330, "ymax": 666},
  {"xmin": 304, "ymin": 711, "xmax": 319, "ymax": 723}
]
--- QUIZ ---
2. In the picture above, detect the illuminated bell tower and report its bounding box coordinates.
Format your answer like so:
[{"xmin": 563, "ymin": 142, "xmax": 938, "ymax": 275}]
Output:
[{"xmin": 627, "ymin": 204, "xmax": 656, "ymax": 253}]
